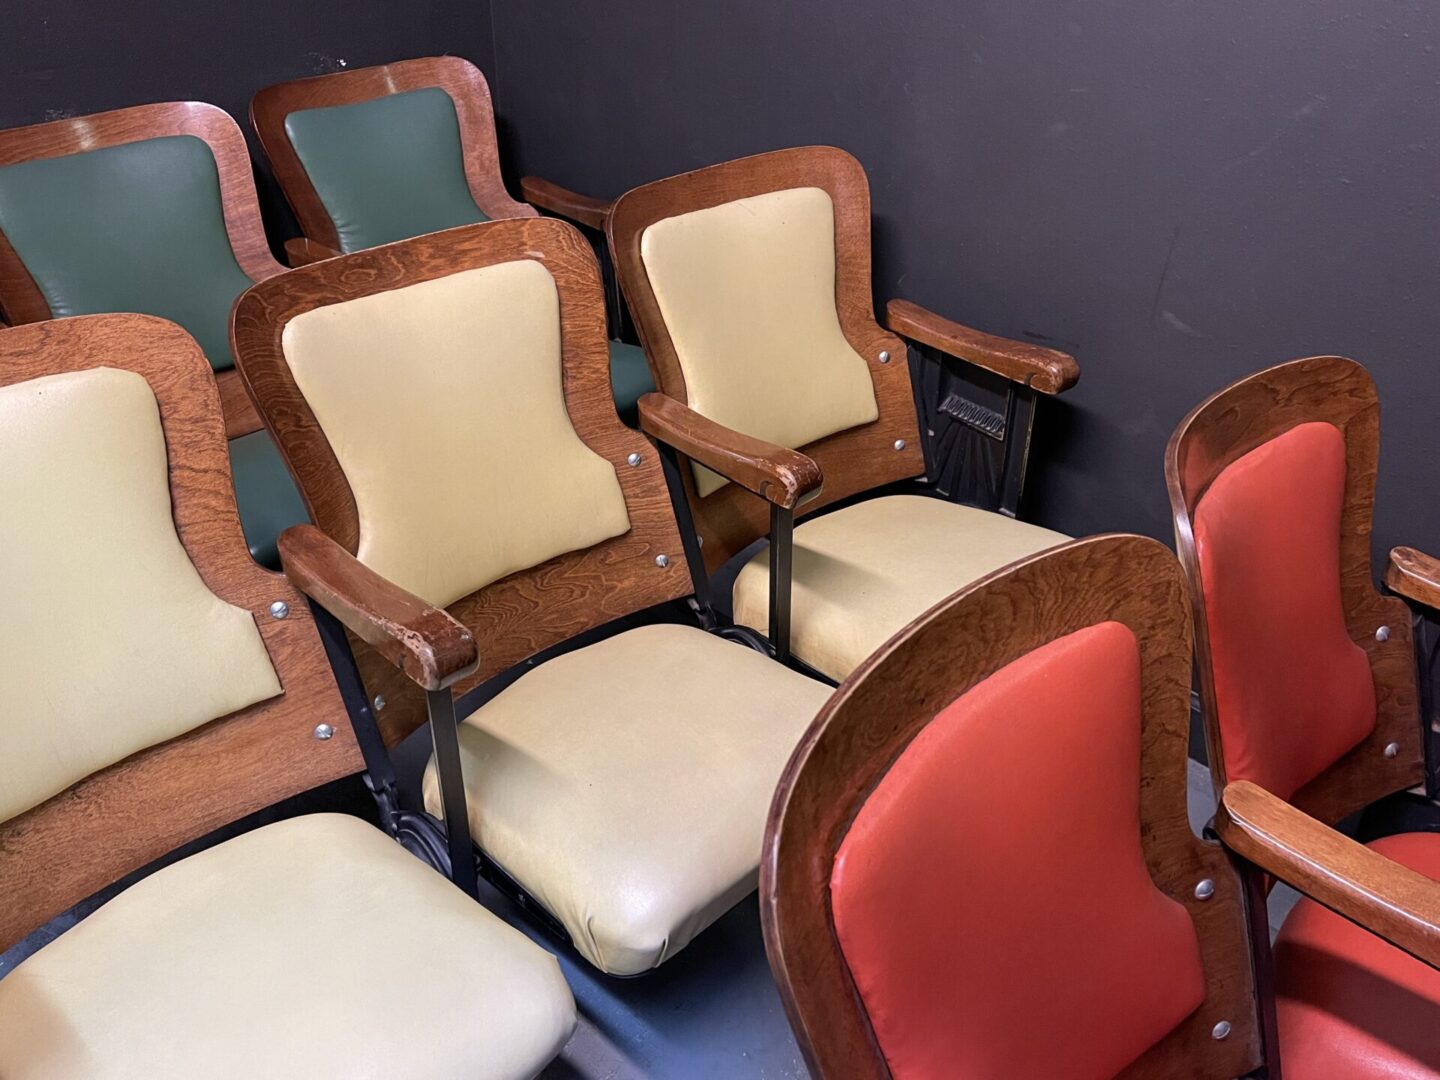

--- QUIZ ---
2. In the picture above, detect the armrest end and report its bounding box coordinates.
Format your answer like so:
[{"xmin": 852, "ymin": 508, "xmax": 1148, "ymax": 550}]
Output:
[
  {"xmin": 1387, "ymin": 546, "xmax": 1440, "ymax": 612},
  {"xmin": 886, "ymin": 298, "xmax": 1079, "ymax": 394},
  {"xmin": 520, "ymin": 176, "xmax": 613, "ymax": 232},
  {"xmin": 637, "ymin": 393, "xmax": 821, "ymax": 509},
  {"xmin": 1219, "ymin": 780, "xmax": 1440, "ymax": 969},
  {"xmin": 278, "ymin": 524, "xmax": 478, "ymax": 691}
]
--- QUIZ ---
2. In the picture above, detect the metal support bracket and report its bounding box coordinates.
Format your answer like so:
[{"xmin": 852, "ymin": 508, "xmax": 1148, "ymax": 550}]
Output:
[
  {"xmin": 426, "ymin": 687, "xmax": 480, "ymax": 899},
  {"xmin": 656, "ymin": 438, "xmax": 718, "ymax": 628},
  {"xmin": 997, "ymin": 383, "xmax": 1038, "ymax": 518},
  {"xmin": 769, "ymin": 503, "xmax": 795, "ymax": 664},
  {"xmin": 308, "ymin": 601, "xmax": 403, "ymax": 832}
]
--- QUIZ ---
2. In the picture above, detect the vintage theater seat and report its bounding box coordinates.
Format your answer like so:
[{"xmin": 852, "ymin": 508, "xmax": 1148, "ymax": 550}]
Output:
[
  {"xmin": 608, "ymin": 146, "xmax": 1077, "ymax": 679},
  {"xmin": 249, "ymin": 55, "xmax": 653, "ymax": 422},
  {"xmin": 231, "ymin": 217, "xmax": 832, "ymax": 976},
  {"xmin": 0, "ymin": 102, "xmax": 308, "ymax": 569},
  {"xmin": 765, "ymin": 534, "xmax": 1440, "ymax": 1079},
  {"xmin": 1170, "ymin": 355, "xmax": 1440, "ymax": 1078},
  {"xmin": 0, "ymin": 314, "xmax": 574, "ymax": 1080}
]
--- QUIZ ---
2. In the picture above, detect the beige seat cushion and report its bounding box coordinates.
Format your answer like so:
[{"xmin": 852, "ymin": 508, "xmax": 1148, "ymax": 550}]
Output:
[
  {"xmin": 422, "ymin": 623, "xmax": 832, "ymax": 976},
  {"xmin": 0, "ymin": 814, "xmax": 575, "ymax": 1080},
  {"xmin": 734, "ymin": 495, "xmax": 1070, "ymax": 682}
]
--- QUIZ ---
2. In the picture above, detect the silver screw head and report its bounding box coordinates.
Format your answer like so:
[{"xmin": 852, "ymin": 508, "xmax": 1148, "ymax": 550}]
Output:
[
  {"xmin": 655, "ymin": 554, "xmax": 670, "ymax": 568},
  {"xmin": 313, "ymin": 723, "xmax": 335, "ymax": 741},
  {"xmin": 1385, "ymin": 741, "xmax": 1400, "ymax": 758},
  {"xmin": 269, "ymin": 600, "xmax": 289, "ymax": 620},
  {"xmin": 1376, "ymin": 625, "xmax": 1391, "ymax": 642},
  {"xmin": 1212, "ymin": 1020, "xmax": 1231, "ymax": 1041},
  {"xmin": 1194, "ymin": 879, "xmax": 1215, "ymax": 901},
  {"xmin": 893, "ymin": 439, "xmax": 907, "ymax": 451},
  {"xmin": 878, "ymin": 350, "xmax": 891, "ymax": 364},
  {"xmin": 627, "ymin": 452, "xmax": 642, "ymax": 467},
  {"xmin": 372, "ymin": 695, "xmax": 387, "ymax": 712}
]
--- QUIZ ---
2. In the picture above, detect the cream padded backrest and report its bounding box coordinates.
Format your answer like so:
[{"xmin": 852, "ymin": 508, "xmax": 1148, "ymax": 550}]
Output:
[
  {"xmin": 640, "ymin": 186, "xmax": 879, "ymax": 496},
  {"xmin": 281, "ymin": 259, "xmax": 632, "ymax": 608},
  {"xmin": 0, "ymin": 368, "xmax": 281, "ymax": 824}
]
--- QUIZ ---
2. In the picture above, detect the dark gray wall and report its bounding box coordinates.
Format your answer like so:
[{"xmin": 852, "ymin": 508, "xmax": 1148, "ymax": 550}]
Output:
[
  {"xmin": 486, "ymin": 0, "xmax": 1440, "ymax": 554},
  {"xmin": 0, "ymin": 2, "xmax": 493, "ymax": 241}
]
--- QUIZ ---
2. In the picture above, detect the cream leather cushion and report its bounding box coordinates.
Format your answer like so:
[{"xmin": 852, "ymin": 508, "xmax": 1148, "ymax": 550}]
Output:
[
  {"xmin": 422, "ymin": 623, "xmax": 832, "ymax": 975},
  {"xmin": 281, "ymin": 259, "xmax": 631, "ymax": 608},
  {"xmin": 640, "ymin": 186, "xmax": 879, "ymax": 496},
  {"xmin": 734, "ymin": 495, "xmax": 1070, "ymax": 682},
  {"xmin": 0, "ymin": 368, "xmax": 281, "ymax": 825},
  {"xmin": 0, "ymin": 814, "xmax": 575, "ymax": 1080}
]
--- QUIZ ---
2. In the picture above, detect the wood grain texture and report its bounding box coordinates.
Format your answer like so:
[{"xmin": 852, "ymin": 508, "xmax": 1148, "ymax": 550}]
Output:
[
  {"xmin": 215, "ymin": 366, "xmax": 263, "ymax": 438},
  {"xmin": 1166, "ymin": 355, "xmax": 1424, "ymax": 827},
  {"xmin": 519, "ymin": 176, "xmax": 613, "ymax": 231},
  {"xmin": 885, "ymin": 298, "xmax": 1079, "ymax": 394},
  {"xmin": 279, "ymin": 524, "xmax": 479, "ymax": 691},
  {"xmin": 0, "ymin": 101, "xmax": 285, "ymax": 442},
  {"xmin": 250, "ymin": 55, "xmax": 535, "ymax": 255},
  {"xmin": 1387, "ymin": 546, "xmax": 1440, "ymax": 612},
  {"xmin": 638, "ymin": 391, "xmax": 822, "ymax": 509},
  {"xmin": 608, "ymin": 146, "xmax": 924, "ymax": 573},
  {"xmin": 233, "ymin": 217, "xmax": 691, "ymax": 746},
  {"xmin": 1220, "ymin": 779, "xmax": 1440, "ymax": 970},
  {"xmin": 283, "ymin": 236, "xmax": 341, "ymax": 268},
  {"xmin": 761, "ymin": 534, "xmax": 1262, "ymax": 1080},
  {"xmin": 0, "ymin": 314, "xmax": 362, "ymax": 952}
]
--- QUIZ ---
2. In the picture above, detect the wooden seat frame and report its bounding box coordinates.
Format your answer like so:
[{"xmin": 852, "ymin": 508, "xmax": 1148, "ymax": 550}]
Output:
[
  {"xmin": 0, "ymin": 314, "xmax": 364, "ymax": 952},
  {"xmin": 0, "ymin": 102, "xmax": 286, "ymax": 439},
  {"xmin": 607, "ymin": 146, "xmax": 1080, "ymax": 664},
  {"xmin": 767, "ymin": 532, "xmax": 1440, "ymax": 1078}
]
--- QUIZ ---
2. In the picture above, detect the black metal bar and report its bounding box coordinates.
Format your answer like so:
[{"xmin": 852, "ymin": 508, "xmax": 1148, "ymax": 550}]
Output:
[
  {"xmin": 769, "ymin": 503, "xmax": 795, "ymax": 664},
  {"xmin": 1410, "ymin": 610, "xmax": 1440, "ymax": 798},
  {"xmin": 425, "ymin": 687, "xmax": 480, "ymax": 899},
  {"xmin": 997, "ymin": 383, "xmax": 1037, "ymax": 518},
  {"xmin": 306, "ymin": 600, "xmax": 402, "ymax": 830},
  {"xmin": 656, "ymin": 439, "xmax": 717, "ymax": 623}
]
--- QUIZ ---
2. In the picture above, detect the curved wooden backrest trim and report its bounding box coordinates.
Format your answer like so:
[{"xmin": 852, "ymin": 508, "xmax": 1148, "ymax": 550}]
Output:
[
  {"xmin": 250, "ymin": 55, "xmax": 534, "ymax": 254},
  {"xmin": 0, "ymin": 314, "xmax": 361, "ymax": 952},
  {"xmin": 0, "ymin": 100, "xmax": 284, "ymax": 326},
  {"xmin": 1166, "ymin": 356, "xmax": 1422, "ymax": 826},
  {"xmin": 608, "ymin": 146, "xmax": 924, "ymax": 572},
  {"xmin": 233, "ymin": 218, "xmax": 690, "ymax": 745},
  {"xmin": 761, "ymin": 534, "xmax": 1262, "ymax": 1080},
  {"xmin": 0, "ymin": 101, "xmax": 283, "ymax": 438}
]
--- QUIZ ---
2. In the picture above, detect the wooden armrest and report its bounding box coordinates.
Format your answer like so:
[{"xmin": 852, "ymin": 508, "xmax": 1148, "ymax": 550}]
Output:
[
  {"xmin": 637, "ymin": 392, "xmax": 821, "ymax": 510},
  {"xmin": 284, "ymin": 237, "xmax": 342, "ymax": 268},
  {"xmin": 1387, "ymin": 546, "xmax": 1440, "ymax": 612},
  {"xmin": 519, "ymin": 176, "xmax": 613, "ymax": 231},
  {"xmin": 1219, "ymin": 780, "xmax": 1440, "ymax": 969},
  {"xmin": 886, "ymin": 299, "xmax": 1079, "ymax": 394},
  {"xmin": 277, "ymin": 524, "xmax": 478, "ymax": 691}
]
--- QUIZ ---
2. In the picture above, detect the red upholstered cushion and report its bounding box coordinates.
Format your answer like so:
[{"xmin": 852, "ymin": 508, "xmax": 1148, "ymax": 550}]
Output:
[
  {"xmin": 1274, "ymin": 832, "xmax": 1440, "ymax": 1079},
  {"xmin": 1193, "ymin": 421, "xmax": 1376, "ymax": 800},
  {"xmin": 830, "ymin": 622, "xmax": 1206, "ymax": 1080}
]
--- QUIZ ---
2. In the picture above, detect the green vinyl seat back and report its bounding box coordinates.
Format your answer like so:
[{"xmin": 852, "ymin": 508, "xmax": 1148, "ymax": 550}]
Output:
[
  {"xmin": 0, "ymin": 135, "xmax": 253, "ymax": 372},
  {"xmin": 283, "ymin": 88, "xmax": 489, "ymax": 253}
]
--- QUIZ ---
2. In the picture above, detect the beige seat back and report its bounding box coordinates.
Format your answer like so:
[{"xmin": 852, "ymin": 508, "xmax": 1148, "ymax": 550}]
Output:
[
  {"xmin": 0, "ymin": 314, "xmax": 361, "ymax": 952},
  {"xmin": 0, "ymin": 367, "xmax": 280, "ymax": 824},
  {"xmin": 232, "ymin": 217, "xmax": 691, "ymax": 747},
  {"xmin": 279, "ymin": 258, "xmax": 632, "ymax": 609},
  {"xmin": 608, "ymin": 146, "xmax": 924, "ymax": 572},
  {"xmin": 639, "ymin": 185, "xmax": 879, "ymax": 495}
]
